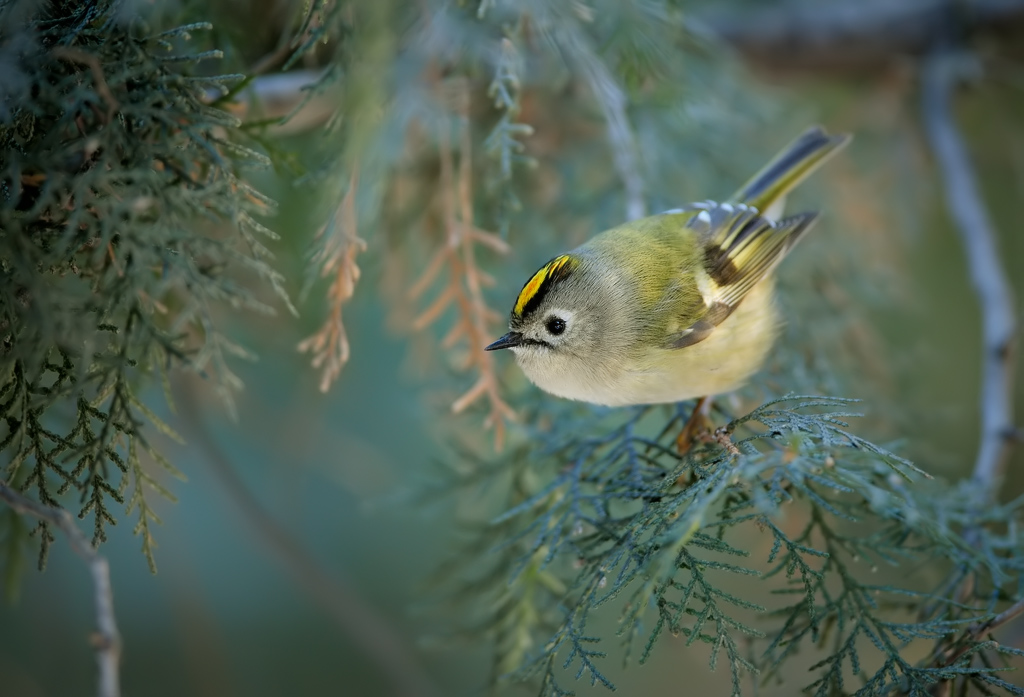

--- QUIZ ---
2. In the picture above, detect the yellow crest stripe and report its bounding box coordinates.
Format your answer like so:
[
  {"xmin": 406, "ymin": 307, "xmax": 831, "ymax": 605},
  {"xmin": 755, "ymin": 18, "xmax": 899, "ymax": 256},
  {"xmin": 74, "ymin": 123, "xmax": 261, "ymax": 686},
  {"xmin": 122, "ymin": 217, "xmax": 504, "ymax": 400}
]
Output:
[{"xmin": 514, "ymin": 254, "xmax": 576, "ymax": 317}]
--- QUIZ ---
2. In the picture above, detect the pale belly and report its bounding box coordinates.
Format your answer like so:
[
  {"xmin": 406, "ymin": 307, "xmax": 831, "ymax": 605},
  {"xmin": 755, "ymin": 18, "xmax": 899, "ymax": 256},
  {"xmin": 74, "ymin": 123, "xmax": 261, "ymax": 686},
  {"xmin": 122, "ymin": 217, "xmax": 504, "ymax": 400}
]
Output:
[{"xmin": 525, "ymin": 283, "xmax": 780, "ymax": 406}]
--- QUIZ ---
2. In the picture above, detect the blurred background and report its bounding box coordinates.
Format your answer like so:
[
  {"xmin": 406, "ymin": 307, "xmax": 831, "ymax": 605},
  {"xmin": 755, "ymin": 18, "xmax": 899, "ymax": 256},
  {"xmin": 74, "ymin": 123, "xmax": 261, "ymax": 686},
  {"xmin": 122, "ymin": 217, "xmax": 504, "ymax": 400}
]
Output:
[{"xmin": 2, "ymin": 0, "xmax": 1024, "ymax": 695}]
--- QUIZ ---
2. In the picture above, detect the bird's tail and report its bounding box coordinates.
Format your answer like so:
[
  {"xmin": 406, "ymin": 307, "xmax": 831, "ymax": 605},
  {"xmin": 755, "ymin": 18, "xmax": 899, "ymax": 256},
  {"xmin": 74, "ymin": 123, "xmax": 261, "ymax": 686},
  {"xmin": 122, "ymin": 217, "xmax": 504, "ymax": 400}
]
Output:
[{"xmin": 730, "ymin": 126, "xmax": 851, "ymax": 216}]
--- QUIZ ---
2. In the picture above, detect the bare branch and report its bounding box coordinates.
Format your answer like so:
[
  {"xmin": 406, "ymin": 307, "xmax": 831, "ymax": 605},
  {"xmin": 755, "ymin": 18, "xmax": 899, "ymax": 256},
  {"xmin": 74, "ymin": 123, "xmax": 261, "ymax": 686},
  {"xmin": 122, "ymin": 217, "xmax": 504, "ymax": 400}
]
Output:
[
  {"xmin": 0, "ymin": 480, "xmax": 121, "ymax": 697},
  {"xmin": 173, "ymin": 380, "xmax": 439, "ymax": 697},
  {"xmin": 703, "ymin": 0, "xmax": 1024, "ymax": 75},
  {"xmin": 921, "ymin": 51, "xmax": 1017, "ymax": 490}
]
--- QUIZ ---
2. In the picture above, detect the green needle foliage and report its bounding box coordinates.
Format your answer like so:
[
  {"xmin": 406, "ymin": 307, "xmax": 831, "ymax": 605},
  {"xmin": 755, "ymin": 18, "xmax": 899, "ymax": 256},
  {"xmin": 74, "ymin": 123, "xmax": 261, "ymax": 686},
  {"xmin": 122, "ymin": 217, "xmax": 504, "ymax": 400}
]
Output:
[
  {"xmin": 2, "ymin": 1, "xmax": 1021, "ymax": 696},
  {"xmin": 272, "ymin": 2, "xmax": 1024, "ymax": 695},
  {"xmin": 431, "ymin": 397, "xmax": 1024, "ymax": 696},
  {"xmin": 0, "ymin": 1, "xmax": 287, "ymax": 572}
]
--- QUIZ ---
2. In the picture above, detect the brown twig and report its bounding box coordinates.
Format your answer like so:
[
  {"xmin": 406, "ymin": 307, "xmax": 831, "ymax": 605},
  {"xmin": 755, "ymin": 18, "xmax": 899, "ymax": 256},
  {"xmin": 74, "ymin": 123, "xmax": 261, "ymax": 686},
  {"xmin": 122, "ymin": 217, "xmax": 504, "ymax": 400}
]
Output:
[
  {"xmin": 0, "ymin": 480, "xmax": 122, "ymax": 697},
  {"xmin": 969, "ymin": 595, "xmax": 1024, "ymax": 639},
  {"xmin": 921, "ymin": 50, "xmax": 1017, "ymax": 491},
  {"xmin": 928, "ymin": 594, "xmax": 1024, "ymax": 691},
  {"xmin": 173, "ymin": 380, "xmax": 439, "ymax": 697},
  {"xmin": 52, "ymin": 47, "xmax": 120, "ymax": 123},
  {"xmin": 410, "ymin": 82, "xmax": 515, "ymax": 449},
  {"xmin": 298, "ymin": 168, "xmax": 366, "ymax": 393}
]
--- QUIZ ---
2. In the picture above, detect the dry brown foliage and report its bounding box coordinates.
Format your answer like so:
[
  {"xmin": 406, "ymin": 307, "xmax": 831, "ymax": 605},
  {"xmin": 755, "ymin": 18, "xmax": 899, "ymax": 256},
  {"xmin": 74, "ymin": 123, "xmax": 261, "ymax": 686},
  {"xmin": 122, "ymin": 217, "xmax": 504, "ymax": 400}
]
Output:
[
  {"xmin": 298, "ymin": 168, "xmax": 367, "ymax": 393},
  {"xmin": 409, "ymin": 84, "xmax": 515, "ymax": 450}
]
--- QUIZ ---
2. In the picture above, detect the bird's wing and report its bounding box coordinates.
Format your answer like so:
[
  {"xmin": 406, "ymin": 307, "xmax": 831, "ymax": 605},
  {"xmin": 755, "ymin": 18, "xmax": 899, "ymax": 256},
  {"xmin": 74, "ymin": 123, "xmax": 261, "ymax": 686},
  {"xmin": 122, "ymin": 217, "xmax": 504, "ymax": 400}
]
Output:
[{"xmin": 665, "ymin": 201, "xmax": 817, "ymax": 350}]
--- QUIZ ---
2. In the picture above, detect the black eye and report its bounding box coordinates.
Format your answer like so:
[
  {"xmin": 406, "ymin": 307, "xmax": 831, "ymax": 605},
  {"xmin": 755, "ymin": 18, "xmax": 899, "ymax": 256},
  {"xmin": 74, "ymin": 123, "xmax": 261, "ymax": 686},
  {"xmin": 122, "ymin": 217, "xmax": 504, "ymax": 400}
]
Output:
[{"xmin": 546, "ymin": 317, "xmax": 566, "ymax": 336}]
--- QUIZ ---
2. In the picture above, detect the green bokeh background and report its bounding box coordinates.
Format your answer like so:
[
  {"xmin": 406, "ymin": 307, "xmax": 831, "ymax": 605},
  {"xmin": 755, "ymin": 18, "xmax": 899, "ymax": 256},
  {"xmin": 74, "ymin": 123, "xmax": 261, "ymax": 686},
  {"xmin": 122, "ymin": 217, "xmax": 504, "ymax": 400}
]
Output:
[{"xmin": 3, "ymin": 2, "xmax": 1024, "ymax": 695}]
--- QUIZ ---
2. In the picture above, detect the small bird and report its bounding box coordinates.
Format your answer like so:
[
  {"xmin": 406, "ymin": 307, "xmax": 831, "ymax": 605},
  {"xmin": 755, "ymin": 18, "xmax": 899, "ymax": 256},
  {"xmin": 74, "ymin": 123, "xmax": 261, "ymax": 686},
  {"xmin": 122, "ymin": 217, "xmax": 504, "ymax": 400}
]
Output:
[{"xmin": 485, "ymin": 126, "xmax": 850, "ymax": 410}]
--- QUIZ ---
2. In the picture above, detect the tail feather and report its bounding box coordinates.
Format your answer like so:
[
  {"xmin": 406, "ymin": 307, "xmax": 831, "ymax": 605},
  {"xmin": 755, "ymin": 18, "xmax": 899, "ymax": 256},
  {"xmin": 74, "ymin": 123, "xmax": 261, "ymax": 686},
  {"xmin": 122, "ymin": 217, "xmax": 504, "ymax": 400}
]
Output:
[{"xmin": 730, "ymin": 126, "xmax": 851, "ymax": 214}]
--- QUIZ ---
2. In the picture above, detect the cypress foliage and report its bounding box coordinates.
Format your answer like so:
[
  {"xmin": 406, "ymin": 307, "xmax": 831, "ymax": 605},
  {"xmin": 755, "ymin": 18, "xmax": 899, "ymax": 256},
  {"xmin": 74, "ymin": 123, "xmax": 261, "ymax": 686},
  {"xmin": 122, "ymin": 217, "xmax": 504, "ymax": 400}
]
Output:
[
  {"xmin": 0, "ymin": 1, "xmax": 288, "ymax": 571},
  {"xmin": 2, "ymin": 2, "xmax": 1022, "ymax": 696}
]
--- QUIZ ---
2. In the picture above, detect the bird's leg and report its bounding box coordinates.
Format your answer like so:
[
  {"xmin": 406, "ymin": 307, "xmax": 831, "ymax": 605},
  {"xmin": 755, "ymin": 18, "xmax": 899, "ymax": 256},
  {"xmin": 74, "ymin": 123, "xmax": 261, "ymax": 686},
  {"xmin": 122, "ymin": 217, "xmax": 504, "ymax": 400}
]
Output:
[
  {"xmin": 676, "ymin": 395, "xmax": 713, "ymax": 455},
  {"xmin": 674, "ymin": 396, "xmax": 714, "ymax": 488}
]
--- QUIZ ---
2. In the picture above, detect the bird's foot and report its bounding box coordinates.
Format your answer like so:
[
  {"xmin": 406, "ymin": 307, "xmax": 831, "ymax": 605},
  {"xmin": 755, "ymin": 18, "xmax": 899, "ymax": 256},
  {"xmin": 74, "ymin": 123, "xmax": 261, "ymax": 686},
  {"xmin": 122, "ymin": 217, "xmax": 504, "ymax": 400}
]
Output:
[{"xmin": 676, "ymin": 396, "xmax": 713, "ymax": 455}]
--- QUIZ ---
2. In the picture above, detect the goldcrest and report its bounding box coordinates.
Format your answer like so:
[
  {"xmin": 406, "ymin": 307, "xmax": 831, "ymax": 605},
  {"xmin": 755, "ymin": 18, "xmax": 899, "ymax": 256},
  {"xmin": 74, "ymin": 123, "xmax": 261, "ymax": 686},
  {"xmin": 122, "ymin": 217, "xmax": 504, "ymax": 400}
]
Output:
[{"xmin": 486, "ymin": 126, "xmax": 851, "ymax": 406}]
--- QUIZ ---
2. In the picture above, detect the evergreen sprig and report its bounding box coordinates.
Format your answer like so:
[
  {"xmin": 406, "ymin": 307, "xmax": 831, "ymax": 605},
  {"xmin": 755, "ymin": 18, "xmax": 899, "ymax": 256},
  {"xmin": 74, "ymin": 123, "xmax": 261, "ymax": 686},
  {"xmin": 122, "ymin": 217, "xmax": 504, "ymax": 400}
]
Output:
[
  {"xmin": 434, "ymin": 396, "xmax": 1024, "ymax": 696},
  {"xmin": 0, "ymin": 1, "xmax": 285, "ymax": 573},
  {"xmin": 483, "ymin": 33, "xmax": 533, "ymax": 240}
]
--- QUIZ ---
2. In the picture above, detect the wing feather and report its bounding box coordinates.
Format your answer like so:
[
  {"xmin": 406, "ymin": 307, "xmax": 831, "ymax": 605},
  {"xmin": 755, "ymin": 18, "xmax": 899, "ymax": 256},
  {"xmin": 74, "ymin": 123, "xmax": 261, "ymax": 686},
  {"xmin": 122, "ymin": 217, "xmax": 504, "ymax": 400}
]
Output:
[{"xmin": 664, "ymin": 203, "xmax": 817, "ymax": 350}]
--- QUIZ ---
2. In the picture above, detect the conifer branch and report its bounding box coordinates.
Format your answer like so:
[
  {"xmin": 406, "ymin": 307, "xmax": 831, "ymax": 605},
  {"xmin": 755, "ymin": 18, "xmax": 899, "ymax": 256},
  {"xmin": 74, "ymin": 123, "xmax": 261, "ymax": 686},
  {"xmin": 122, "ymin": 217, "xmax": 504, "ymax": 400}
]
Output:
[
  {"xmin": 921, "ymin": 50, "xmax": 1018, "ymax": 491},
  {"xmin": 483, "ymin": 36, "xmax": 531, "ymax": 238},
  {"xmin": 0, "ymin": 480, "xmax": 121, "ymax": 697},
  {"xmin": 51, "ymin": 47, "xmax": 120, "ymax": 122},
  {"xmin": 410, "ymin": 82, "xmax": 514, "ymax": 449},
  {"xmin": 438, "ymin": 396, "xmax": 983, "ymax": 696},
  {"xmin": 932, "ymin": 595, "xmax": 1024, "ymax": 680},
  {"xmin": 968, "ymin": 594, "xmax": 1024, "ymax": 640},
  {"xmin": 218, "ymin": 70, "xmax": 337, "ymax": 134},
  {"xmin": 246, "ymin": 0, "xmax": 325, "ymax": 77},
  {"xmin": 298, "ymin": 167, "xmax": 366, "ymax": 392}
]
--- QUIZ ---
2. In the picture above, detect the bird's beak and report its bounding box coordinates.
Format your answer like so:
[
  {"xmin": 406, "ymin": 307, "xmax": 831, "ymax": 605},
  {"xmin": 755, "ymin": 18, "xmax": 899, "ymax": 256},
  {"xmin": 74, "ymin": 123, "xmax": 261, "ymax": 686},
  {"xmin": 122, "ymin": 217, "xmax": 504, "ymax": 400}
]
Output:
[{"xmin": 485, "ymin": 331, "xmax": 524, "ymax": 351}]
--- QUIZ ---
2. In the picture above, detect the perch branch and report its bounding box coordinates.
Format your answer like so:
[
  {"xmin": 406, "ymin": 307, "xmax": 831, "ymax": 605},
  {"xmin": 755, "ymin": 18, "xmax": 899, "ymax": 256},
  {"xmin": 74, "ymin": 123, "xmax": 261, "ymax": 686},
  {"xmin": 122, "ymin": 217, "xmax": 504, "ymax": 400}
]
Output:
[
  {"xmin": 921, "ymin": 51, "xmax": 1017, "ymax": 490},
  {"xmin": 703, "ymin": 0, "xmax": 1024, "ymax": 75},
  {"xmin": 173, "ymin": 381, "xmax": 439, "ymax": 697},
  {"xmin": 0, "ymin": 480, "xmax": 121, "ymax": 697}
]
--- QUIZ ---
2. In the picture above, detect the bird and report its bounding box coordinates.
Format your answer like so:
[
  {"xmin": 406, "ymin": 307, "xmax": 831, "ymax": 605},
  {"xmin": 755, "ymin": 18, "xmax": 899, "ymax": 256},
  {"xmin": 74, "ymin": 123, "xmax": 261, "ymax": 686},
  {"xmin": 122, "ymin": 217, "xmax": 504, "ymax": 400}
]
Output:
[{"xmin": 485, "ymin": 126, "xmax": 850, "ymax": 439}]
